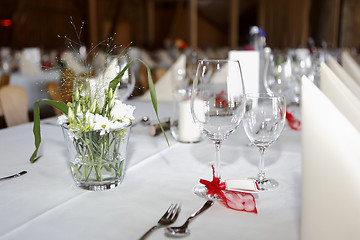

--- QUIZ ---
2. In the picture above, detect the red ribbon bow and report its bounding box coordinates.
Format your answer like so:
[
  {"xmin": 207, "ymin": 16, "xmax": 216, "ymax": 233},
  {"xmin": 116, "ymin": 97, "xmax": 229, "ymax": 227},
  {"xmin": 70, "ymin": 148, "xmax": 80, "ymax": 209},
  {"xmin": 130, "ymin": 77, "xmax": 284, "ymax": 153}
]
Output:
[
  {"xmin": 286, "ymin": 110, "xmax": 301, "ymax": 131},
  {"xmin": 200, "ymin": 166, "xmax": 257, "ymax": 213}
]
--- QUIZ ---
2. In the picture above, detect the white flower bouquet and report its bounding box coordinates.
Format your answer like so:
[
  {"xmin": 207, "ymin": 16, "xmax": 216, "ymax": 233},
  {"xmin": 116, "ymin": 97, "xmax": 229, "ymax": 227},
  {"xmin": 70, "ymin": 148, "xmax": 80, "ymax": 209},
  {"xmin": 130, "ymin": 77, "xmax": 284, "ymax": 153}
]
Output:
[{"xmin": 30, "ymin": 58, "xmax": 168, "ymax": 163}]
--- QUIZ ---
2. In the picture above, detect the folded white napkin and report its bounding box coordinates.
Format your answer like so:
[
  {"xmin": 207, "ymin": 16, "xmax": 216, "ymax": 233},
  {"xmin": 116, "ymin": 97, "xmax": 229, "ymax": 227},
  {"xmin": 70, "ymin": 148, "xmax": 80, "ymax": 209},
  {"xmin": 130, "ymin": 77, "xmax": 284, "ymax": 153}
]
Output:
[
  {"xmin": 341, "ymin": 50, "xmax": 360, "ymax": 86},
  {"xmin": 140, "ymin": 49, "xmax": 156, "ymax": 69},
  {"xmin": 328, "ymin": 56, "xmax": 360, "ymax": 97},
  {"xmin": 320, "ymin": 62, "xmax": 360, "ymax": 132},
  {"xmin": 19, "ymin": 48, "xmax": 42, "ymax": 75},
  {"xmin": 157, "ymin": 50, "xmax": 174, "ymax": 68},
  {"xmin": 229, "ymin": 50, "xmax": 260, "ymax": 93},
  {"xmin": 140, "ymin": 54, "xmax": 186, "ymax": 102},
  {"xmin": 301, "ymin": 76, "xmax": 360, "ymax": 240}
]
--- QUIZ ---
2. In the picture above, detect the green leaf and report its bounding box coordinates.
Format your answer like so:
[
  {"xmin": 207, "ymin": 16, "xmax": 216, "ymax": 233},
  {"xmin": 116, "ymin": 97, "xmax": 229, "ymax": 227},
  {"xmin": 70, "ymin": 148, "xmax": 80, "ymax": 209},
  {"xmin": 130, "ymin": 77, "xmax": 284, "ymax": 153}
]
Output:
[
  {"xmin": 30, "ymin": 99, "xmax": 68, "ymax": 163},
  {"xmin": 137, "ymin": 59, "xmax": 169, "ymax": 146},
  {"xmin": 30, "ymin": 100, "xmax": 42, "ymax": 163},
  {"xmin": 108, "ymin": 60, "xmax": 132, "ymax": 93},
  {"xmin": 43, "ymin": 100, "xmax": 68, "ymax": 115}
]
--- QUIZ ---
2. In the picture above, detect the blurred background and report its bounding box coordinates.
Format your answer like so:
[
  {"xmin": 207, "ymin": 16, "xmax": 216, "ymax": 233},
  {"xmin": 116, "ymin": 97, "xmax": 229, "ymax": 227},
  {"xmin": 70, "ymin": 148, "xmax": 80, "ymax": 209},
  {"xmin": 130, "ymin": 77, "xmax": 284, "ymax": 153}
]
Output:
[
  {"xmin": 0, "ymin": 0, "xmax": 359, "ymax": 50},
  {"xmin": 0, "ymin": 0, "xmax": 359, "ymax": 127}
]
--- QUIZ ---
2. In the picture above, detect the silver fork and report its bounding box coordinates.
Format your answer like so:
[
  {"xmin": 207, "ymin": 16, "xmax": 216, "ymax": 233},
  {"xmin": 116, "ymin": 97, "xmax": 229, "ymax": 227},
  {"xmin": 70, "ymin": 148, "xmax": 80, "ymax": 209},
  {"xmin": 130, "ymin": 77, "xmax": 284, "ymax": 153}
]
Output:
[{"xmin": 139, "ymin": 203, "xmax": 181, "ymax": 240}]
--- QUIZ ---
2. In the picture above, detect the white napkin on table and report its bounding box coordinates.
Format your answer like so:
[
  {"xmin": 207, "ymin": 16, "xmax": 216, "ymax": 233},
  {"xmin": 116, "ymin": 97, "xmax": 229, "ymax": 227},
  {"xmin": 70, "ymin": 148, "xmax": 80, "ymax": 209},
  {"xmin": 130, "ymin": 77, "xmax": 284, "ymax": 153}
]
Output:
[
  {"xmin": 320, "ymin": 62, "xmax": 360, "ymax": 132},
  {"xmin": 19, "ymin": 48, "xmax": 42, "ymax": 75},
  {"xmin": 301, "ymin": 76, "xmax": 360, "ymax": 240},
  {"xmin": 140, "ymin": 54, "xmax": 186, "ymax": 102},
  {"xmin": 140, "ymin": 49, "xmax": 156, "ymax": 69},
  {"xmin": 328, "ymin": 56, "xmax": 360, "ymax": 97},
  {"xmin": 229, "ymin": 50, "xmax": 260, "ymax": 94},
  {"xmin": 341, "ymin": 50, "xmax": 360, "ymax": 86}
]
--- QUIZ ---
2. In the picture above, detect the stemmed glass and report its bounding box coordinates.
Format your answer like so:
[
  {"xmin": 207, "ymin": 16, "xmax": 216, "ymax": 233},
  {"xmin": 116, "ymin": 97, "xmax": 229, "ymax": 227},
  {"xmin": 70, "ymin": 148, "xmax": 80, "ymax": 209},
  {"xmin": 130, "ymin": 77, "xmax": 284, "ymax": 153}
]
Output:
[
  {"xmin": 190, "ymin": 59, "xmax": 246, "ymax": 198},
  {"xmin": 106, "ymin": 55, "xmax": 136, "ymax": 101},
  {"xmin": 263, "ymin": 50, "xmax": 293, "ymax": 98},
  {"xmin": 243, "ymin": 93, "xmax": 286, "ymax": 191}
]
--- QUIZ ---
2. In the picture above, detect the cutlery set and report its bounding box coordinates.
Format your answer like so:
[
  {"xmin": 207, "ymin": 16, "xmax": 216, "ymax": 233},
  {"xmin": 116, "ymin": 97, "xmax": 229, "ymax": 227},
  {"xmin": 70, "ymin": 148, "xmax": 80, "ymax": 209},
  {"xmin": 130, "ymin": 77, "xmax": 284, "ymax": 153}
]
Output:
[
  {"xmin": 139, "ymin": 200, "xmax": 214, "ymax": 239},
  {"xmin": 0, "ymin": 170, "xmax": 27, "ymax": 181}
]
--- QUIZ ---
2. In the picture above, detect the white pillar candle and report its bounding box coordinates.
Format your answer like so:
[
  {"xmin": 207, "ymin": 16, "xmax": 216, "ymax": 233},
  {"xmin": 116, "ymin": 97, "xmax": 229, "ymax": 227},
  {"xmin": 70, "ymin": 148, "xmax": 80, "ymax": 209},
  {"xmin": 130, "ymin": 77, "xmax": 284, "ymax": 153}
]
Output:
[{"xmin": 178, "ymin": 99, "xmax": 202, "ymax": 142}]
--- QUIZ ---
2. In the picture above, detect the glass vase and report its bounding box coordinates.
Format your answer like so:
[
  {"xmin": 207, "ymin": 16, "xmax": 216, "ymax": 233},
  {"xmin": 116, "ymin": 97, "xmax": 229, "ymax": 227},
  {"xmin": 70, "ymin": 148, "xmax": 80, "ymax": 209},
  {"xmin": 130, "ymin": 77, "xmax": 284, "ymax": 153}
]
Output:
[{"xmin": 61, "ymin": 124, "xmax": 131, "ymax": 191}]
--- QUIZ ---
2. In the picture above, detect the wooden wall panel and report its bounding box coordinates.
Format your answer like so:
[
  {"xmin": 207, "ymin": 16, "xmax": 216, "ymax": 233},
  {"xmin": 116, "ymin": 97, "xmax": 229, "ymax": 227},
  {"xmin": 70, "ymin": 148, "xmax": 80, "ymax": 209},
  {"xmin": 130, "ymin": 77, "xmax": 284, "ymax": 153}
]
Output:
[
  {"xmin": 340, "ymin": 0, "xmax": 360, "ymax": 48},
  {"xmin": 258, "ymin": 0, "xmax": 311, "ymax": 49},
  {"xmin": 1, "ymin": 0, "xmax": 360, "ymax": 51}
]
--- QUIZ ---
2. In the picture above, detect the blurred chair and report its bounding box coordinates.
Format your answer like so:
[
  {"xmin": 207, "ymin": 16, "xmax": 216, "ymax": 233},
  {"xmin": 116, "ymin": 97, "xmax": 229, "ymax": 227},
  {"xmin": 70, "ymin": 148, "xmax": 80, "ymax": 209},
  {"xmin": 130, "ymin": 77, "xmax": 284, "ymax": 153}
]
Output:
[
  {"xmin": 0, "ymin": 85, "xmax": 29, "ymax": 127},
  {"xmin": 0, "ymin": 73, "xmax": 10, "ymax": 119},
  {"xmin": 0, "ymin": 73, "xmax": 10, "ymax": 89},
  {"xmin": 46, "ymin": 81, "xmax": 64, "ymax": 116}
]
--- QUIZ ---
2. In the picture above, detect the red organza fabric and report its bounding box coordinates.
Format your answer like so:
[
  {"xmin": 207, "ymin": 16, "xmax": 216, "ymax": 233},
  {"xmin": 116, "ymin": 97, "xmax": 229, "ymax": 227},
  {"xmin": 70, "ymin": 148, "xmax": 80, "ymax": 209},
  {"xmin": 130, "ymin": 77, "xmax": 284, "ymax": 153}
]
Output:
[
  {"xmin": 286, "ymin": 110, "xmax": 301, "ymax": 131},
  {"xmin": 200, "ymin": 166, "xmax": 257, "ymax": 214}
]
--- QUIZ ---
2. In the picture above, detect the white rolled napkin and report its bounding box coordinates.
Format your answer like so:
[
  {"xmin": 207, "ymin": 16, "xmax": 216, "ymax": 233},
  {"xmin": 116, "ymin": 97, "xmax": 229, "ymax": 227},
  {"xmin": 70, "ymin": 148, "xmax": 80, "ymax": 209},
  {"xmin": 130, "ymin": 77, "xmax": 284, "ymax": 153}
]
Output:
[
  {"xmin": 19, "ymin": 48, "xmax": 42, "ymax": 75},
  {"xmin": 320, "ymin": 62, "xmax": 360, "ymax": 132},
  {"xmin": 341, "ymin": 50, "xmax": 360, "ymax": 86},
  {"xmin": 328, "ymin": 56, "xmax": 360, "ymax": 97},
  {"xmin": 301, "ymin": 76, "xmax": 360, "ymax": 240}
]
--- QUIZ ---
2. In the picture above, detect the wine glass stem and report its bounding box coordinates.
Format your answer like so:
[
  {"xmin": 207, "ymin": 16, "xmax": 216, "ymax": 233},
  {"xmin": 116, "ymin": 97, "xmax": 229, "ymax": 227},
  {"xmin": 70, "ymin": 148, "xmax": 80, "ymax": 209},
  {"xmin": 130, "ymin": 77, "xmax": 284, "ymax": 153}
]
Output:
[
  {"xmin": 258, "ymin": 147, "xmax": 266, "ymax": 181},
  {"xmin": 214, "ymin": 141, "xmax": 221, "ymax": 179}
]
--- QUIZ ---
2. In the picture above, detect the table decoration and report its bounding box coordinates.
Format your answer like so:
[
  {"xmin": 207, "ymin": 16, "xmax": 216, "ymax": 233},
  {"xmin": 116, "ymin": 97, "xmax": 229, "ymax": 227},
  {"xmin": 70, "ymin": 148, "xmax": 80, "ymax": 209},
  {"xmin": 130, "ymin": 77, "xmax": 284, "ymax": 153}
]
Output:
[
  {"xmin": 59, "ymin": 87, "xmax": 133, "ymax": 190},
  {"xmin": 170, "ymin": 88, "xmax": 203, "ymax": 143},
  {"xmin": 200, "ymin": 166, "xmax": 258, "ymax": 213},
  {"xmin": 286, "ymin": 111, "xmax": 301, "ymax": 131},
  {"xmin": 28, "ymin": 20, "xmax": 168, "ymax": 190}
]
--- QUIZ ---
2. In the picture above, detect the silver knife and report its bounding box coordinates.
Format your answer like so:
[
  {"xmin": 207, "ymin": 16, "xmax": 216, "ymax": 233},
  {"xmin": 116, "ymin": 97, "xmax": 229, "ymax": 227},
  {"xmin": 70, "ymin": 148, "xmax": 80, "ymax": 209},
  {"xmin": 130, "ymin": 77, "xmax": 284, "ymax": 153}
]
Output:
[{"xmin": 0, "ymin": 171, "xmax": 27, "ymax": 181}]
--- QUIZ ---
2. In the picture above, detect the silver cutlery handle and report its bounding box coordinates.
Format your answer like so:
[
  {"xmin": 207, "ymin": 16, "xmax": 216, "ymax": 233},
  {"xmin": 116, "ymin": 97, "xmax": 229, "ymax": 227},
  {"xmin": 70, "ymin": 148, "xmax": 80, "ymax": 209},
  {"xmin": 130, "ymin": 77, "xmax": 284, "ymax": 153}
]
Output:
[
  {"xmin": 0, "ymin": 171, "xmax": 27, "ymax": 181},
  {"xmin": 189, "ymin": 200, "xmax": 213, "ymax": 220},
  {"xmin": 139, "ymin": 225, "xmax": 158, "ymax": 240}
]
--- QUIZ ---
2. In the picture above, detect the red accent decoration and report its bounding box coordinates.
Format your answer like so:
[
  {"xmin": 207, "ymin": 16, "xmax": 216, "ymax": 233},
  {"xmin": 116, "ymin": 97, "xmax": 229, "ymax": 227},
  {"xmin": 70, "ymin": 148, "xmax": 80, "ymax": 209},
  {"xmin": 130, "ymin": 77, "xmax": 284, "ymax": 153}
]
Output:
[
  {"xmin": 244, "ymin": 44, "xmax": 255, "ymax": 50},
  {"xmin": 286, "ymin": 110, "xmax": 301, "ymax": 131},
  {"xmin": 0, "ymin": 19, "xmax": 12, "ymax": 27},
  {"xmin": 200, "ymin": 166, "xmax": 257, "ymax": 213},
  {"xmin": 215, "ymin": 90, "xmax": 228, "ymax": 107}
]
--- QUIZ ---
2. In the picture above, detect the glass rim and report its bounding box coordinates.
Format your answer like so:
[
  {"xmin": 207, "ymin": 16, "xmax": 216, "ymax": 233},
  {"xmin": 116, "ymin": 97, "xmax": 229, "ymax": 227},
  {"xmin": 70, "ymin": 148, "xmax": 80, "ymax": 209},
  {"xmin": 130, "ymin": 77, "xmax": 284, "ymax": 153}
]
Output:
[
  {"xmin": 61, "ymin": 123, "xmax": 132, "ymax": 132},
  {"xmin": 245, "ymin": 92, "xmax": 285, "ymax": 99},
  {"xmin": 197, "ymin": 59, "xmax": 240, "ymax": 64}
]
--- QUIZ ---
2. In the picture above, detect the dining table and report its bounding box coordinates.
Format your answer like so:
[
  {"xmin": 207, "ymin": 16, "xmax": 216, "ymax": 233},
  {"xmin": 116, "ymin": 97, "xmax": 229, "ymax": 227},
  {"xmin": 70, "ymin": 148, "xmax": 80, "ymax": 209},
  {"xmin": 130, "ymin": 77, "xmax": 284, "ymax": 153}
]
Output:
[{"xmin": 0, "ymin": 99, "xmax": 302, "ymax": 240}]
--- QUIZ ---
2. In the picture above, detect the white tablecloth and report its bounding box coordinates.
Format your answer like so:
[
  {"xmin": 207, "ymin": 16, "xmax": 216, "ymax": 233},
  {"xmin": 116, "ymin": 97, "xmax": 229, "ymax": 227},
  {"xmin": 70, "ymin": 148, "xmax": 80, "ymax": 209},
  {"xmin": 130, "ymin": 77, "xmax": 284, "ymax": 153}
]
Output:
[{"xmin": 0, "ymin": 100, "xmax": 302, "ymax": 240}]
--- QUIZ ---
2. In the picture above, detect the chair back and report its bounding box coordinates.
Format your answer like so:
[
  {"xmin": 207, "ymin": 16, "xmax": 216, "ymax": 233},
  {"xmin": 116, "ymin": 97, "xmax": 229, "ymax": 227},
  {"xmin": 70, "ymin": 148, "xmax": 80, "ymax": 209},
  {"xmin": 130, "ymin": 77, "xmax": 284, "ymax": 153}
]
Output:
[
  {"xmin": 0, "ymin": 73, "xmax": 10, "ymax": 88},
  {"xmin": 0, "ymin": 85, "xmax": 29, "ymax": 127},
  {"xmin": 46, "ymin": 81, "xmax": 64, "ymax": 116}
]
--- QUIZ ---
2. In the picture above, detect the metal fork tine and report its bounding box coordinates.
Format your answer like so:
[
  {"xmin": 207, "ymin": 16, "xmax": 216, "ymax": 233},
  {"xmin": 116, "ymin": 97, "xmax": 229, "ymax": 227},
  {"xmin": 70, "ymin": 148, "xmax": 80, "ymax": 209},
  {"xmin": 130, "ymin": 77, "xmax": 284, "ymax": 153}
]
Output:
[
  {"xmin": 162, "ymin": 203, "xmax": 174, "ymax": 219},
  {"xmin": 172, "ymin": 204, "xmax": 181, "ymax": 220}
]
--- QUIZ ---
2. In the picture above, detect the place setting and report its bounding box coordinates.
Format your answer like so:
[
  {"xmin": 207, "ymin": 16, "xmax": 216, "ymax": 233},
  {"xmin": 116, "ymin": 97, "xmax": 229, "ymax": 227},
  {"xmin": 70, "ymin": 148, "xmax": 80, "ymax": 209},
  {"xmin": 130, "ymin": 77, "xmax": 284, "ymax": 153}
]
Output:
[{"xmin": 3, "ymin": 2, "xmax": 359, "ymax": 239}]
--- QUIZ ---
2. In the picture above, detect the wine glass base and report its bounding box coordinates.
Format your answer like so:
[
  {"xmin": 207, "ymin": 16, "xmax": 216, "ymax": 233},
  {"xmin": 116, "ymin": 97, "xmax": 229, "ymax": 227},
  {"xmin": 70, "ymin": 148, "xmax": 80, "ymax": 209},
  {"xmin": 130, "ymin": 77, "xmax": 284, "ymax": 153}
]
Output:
[
  {"xmin": 251, "ymin": 177, "xmax": 279, "ymax": 191},
  {"xmin": 192, "ymin": 183, "xmax": 218, "ymax": 200}
]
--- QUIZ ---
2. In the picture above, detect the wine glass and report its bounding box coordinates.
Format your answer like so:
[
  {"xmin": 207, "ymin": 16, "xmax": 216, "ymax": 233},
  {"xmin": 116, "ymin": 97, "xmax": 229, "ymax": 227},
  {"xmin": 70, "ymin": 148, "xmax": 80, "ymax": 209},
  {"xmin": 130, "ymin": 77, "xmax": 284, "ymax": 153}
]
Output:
[
  {"xmin": 106, "ymin": 55, "xmax": 136, "ymax": 101},
  {"xmin": 190, "ymin": 59, "xmax": 246, "ymax": 198},
  {"xmin": 243, "ymin": 93, "xmax": 286, "ymax": 191},
  {"xmin": 263, "ymin": 50, "xmax": 293, "ymax": 98}
]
